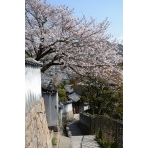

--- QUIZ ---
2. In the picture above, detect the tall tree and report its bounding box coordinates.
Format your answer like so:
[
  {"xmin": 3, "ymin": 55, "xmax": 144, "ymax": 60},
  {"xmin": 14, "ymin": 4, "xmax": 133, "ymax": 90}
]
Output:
[
  {"xmin": 25, "ymin": 0, "xmax": 122, "ymax": 82},
  {"xmin": 70, "ymin": 76, "xmax": 123, "ymax": 120}
]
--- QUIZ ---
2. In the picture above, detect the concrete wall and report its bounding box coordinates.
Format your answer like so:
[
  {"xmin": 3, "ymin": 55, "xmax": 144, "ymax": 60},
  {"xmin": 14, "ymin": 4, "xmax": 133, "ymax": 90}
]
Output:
[
  {"xmin": 25, "ymin": 99, "xmax": 52, "ymax": 148},
  {"xmin": 43, "ymin": 92, "xmax": 59, "ymax": 127}
]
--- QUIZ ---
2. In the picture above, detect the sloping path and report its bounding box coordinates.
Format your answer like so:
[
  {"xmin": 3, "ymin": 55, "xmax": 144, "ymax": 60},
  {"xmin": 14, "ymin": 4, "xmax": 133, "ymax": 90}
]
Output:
[
  {"xmin": 67, "ymin": 120, "xmax": 101, "ymax": 148},
  {"xmin": 59, "ymin": 134, "xmax": 72, "ymax": 148},
  {"xmin": 82, "ymin": 135, "xmax": 101, "ymax": 148}
]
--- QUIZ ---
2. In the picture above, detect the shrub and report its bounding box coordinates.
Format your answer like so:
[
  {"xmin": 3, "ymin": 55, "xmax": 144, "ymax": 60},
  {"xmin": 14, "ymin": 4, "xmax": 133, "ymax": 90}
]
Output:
[
  {"xmin": 52, "ymin": 137, "xmax": 57, "ymax": 145},
  {"xmin": 96, "ymin": 129, "xmax": 117, "ymax": 148},
  {"xmin": 63, "ymin": 124, "xmax": 68, "ymax": 137}
]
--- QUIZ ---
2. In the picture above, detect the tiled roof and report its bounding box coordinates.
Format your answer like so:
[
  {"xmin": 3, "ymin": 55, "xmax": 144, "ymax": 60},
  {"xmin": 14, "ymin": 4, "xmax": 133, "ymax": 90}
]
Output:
[
  {"xmin": 62, "ymin": 100, "xmax": 73, "ymax": 105},
  {"xmin": 25, "ymin": 58, "xmax": 43, "ymax": 67},
  {"xmin": 68, "ymin": 93, "xmax": 80, "ymax": 102},
  {"xmin": 64, "ymin": 85, "xmax": 74, "ymax": 93},
  {"xmin": 42, "ymin": 79, "xmax": 57, "ymax": 93}
]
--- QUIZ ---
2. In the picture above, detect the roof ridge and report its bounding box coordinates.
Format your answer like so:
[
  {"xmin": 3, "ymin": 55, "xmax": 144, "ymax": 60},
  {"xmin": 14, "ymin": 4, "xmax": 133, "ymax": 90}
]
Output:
[{"xmin": 25, "ymin": 58, "xmax": 43, "ymax": 67}]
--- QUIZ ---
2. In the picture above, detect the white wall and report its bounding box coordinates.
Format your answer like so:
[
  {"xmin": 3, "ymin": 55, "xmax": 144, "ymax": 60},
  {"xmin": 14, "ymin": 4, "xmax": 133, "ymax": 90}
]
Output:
[
  {"xmin": 62, "ymin": 103, "xmax": 72, "ymax": 113},
  {"xmin": 25, "ymin": 66, "xmax": 42, "ymax": 115},
  {"xmin": 60, "ymin": 103, "xmax": 73, "ymax": 122},
  {"xmin": 43, "ymin": 92, "xmax": 59, "ymax": 127},
  {"xmin": 84, "ymin": 105, "xmax": 89, "ymax": 111}
]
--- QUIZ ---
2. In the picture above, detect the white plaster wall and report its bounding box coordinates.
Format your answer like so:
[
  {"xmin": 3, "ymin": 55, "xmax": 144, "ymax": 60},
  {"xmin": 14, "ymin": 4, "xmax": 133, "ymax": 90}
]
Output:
[
  {"xmin": 60, "ymin": 103, "xmax": 73, "ymax": 122},
  {"xmin": 62, "ymin": 103, "xmax": 72, "ymax": 113},
  {"xmin": 84, "ymin": 105, "xmax": 89, "ymax": 111},
  {"xmin": 25, "ymin": 66, "xmax": 42, "ymax": 115},
  {"xmin": 43, "ymin": 92, "xmax": 59, "ymax": 127}
]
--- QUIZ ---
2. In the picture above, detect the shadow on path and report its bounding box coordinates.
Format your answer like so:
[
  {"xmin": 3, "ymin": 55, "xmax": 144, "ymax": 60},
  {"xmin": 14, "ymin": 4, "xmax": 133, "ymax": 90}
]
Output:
[
  {"xmin": 67, "ymin": 120, "xmax": 83, "ymax": 136},
  {"xmin": 66, "ymin": 120, "xmax": 101, "ymax": 148}
]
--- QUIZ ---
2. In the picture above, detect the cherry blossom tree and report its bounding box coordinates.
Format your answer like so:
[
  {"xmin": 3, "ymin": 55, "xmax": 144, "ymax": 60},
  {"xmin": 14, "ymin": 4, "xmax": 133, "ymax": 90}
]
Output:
[{"xmin": 25, "ymin": 0, "xmax": 122, "ymax": 83}]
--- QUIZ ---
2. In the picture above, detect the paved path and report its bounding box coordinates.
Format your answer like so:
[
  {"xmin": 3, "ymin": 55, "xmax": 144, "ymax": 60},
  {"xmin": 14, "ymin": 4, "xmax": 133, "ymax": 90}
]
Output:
[
  {"xmin": 59, "ymin": 134, "xmax": 72, "ymax": 148},
  {"xmin": 67, "ymin": 120, "xmax": 83, "ymax": 136},
  {"xmin": 82, "ymin": 135, "xmax": 101, "ymax": 148},
  {"xmin": 67, "ymin": 120, "xmax": 101, "ymax": 148}
]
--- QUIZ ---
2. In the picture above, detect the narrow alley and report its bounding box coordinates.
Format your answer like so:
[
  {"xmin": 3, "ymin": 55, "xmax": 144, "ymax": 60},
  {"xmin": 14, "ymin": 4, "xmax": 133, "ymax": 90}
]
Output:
[{"xmin": 59, "ymin": 117, "xmax": 101, "ymax": 148}]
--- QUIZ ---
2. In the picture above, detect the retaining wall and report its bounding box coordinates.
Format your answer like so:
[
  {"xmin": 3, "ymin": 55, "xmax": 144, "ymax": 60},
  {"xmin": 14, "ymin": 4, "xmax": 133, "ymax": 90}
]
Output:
[{"xmin": 25, "ymin": 99, "xmax": 52, "ymax": 148}]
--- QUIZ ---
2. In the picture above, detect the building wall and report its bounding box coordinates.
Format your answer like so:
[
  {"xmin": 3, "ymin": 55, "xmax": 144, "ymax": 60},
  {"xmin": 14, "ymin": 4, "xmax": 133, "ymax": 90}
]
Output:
[
  {"xmin": 43, "ymin": 92, "xmax": 59, "ymax": 127},
  {"xmin": 25, "ymin": 66, "xmax": 42, "ymax": 115},
  {"xmin": 62, "ymin": 103, "xmax": 72, "ymax": 113},
  {"xmin": 25, "ymin": 62, "xmax": 53, "ymax": 148},
  {"xmin": 25, "ymin": 99, "xmax": 52, "ymax": 148},
  {"xmin": 84, "ymin": 105, "xmax": 89, "ymax": 111},
  {"xmin": 60, "ymin": 103, "xmax": 73, "ymax": 121},
  {"xmin": 79, "ymin": 103, "xmax": 89, "ymax": 112}
]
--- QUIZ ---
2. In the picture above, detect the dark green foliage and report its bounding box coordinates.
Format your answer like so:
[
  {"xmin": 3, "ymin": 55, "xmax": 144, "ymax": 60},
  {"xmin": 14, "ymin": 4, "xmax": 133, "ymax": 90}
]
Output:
[
  {"xmin": 96, "ymin": 128, "xmax": 102, "ymax": 139},
  {"xmin": 77, "ymin": 76, "xmax": 123, "ymax": 120},
  {"xmin": 70, "ymin": 75, "xmax": 123, "ymax": 147},
  {"xmin": 52, "ymin": 137, "xmax": 57, "ymax": 145},
  {"xmin": 63, "ymin": 124, "xmax": 68, "ymax": 137},
  {"xmin": 110, "ymin": 141, "xmax": 118, "ymax": 148},
  {"xmin": 58, "ymin": 81, "xmax": 69, "ymax": 102},
  {"xmin": 96, "ymin": 129, "xmax": 117, "ymax": 148},
  {"xmin": 58, "ymin": 87, "xmax": 67, "ymax": 102},
  {"xmin": 99, "ymin": 129, "xmax": 102, "ymax": 139},
  {"xmin": 98, "ymin": 139, "xmax": 111, "ymax": 148}
]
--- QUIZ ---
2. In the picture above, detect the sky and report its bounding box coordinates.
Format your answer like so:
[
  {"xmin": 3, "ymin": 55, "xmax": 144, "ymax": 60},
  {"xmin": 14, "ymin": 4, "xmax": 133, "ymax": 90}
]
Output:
[{"xmin": 48, "ymin": 0, "xmax": 123, "ymax": 42}]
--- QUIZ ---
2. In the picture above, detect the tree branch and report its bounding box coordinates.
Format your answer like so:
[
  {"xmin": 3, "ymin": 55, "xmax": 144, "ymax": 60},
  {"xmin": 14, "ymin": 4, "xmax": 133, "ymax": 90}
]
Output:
[
  {"xmin": 35, "ymin": 39, "xmax": 68, "ymax": 60},
  {"xmin": 41, "ymin": 62, "xmax": 64, "ymax": 73},
  {"xmin": 25, "ymin": 50, "xmax": 31, "ymax": 57}
]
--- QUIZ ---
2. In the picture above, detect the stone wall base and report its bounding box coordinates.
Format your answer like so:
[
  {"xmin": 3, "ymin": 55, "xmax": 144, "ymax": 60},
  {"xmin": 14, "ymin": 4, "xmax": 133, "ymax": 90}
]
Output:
[{"xmin": 25, "ymin": 99, "xmax": 52, "ymax": 148}]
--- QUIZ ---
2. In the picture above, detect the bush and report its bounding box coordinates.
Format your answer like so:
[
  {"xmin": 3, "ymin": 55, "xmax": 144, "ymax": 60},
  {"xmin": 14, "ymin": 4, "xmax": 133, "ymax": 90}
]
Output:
[
  {"xmin": 96, "ymin": 139, "xmax": 117, "ymax": 148},
  {"xmin": 58, "ymin": 88, "xmax": 67, "ymax": 102},
  {"xmin": 95, "ymin": 129, "xmax": 117, "ymax": 148},
  {"xmin": 52, "ymin": 137, "xmax": 57, "ymax": 145},
  {"xmin": 63, "ymin": 124, "xmax": 68, "ymax": 137}
]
